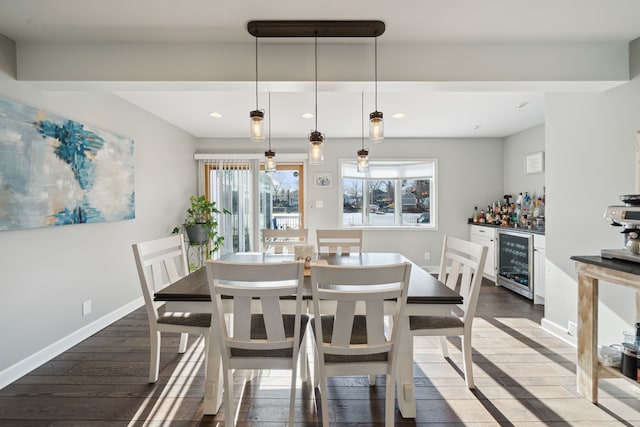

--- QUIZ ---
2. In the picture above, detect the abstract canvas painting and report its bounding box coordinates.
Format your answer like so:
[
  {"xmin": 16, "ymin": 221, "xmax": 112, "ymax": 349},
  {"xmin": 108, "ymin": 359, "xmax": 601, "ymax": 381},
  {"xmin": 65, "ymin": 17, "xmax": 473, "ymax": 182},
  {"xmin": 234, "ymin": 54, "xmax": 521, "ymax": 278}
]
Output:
[{"xmin": 0, "ymin": 96, "xmax": 135, "ymax": 231}]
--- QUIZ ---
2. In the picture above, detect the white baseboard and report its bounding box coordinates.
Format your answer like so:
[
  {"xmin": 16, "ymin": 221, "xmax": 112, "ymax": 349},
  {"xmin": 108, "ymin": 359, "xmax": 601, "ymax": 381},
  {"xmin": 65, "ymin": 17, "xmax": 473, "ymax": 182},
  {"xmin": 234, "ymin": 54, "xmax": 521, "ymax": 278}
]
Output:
[
  {"xmin": 0, "ymin": 297, "xmax": 144, "ymax": 390},
  {"xmin": 541, "ymin": 317, "xmax": 577, "ymax": 347}
]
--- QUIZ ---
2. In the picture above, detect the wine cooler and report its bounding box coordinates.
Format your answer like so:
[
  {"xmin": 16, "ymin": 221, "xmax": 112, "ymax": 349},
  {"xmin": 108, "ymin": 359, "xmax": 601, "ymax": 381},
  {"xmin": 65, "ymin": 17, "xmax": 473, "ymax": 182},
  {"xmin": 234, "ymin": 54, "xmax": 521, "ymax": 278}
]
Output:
[{"xmin": 497, "ymin": 230, "xmax": 534, "ymax": 299}]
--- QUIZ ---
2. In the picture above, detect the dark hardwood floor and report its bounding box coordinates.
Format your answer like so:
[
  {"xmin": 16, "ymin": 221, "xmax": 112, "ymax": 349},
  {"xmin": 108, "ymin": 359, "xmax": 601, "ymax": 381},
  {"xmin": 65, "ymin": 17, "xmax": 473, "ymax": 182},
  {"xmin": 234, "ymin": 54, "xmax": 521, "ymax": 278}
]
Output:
[{"xmin": 1, "ymin": 280, "xmax": 639, "ymax": 426}]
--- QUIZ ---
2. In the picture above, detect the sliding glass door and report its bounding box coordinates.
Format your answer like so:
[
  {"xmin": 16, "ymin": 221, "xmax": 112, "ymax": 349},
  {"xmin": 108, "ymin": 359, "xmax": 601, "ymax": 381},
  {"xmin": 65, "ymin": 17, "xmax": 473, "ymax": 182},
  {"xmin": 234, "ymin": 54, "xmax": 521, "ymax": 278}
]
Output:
[{"xmin": 203, "ymin": 160, "xmax": 304, "ymax": 256}]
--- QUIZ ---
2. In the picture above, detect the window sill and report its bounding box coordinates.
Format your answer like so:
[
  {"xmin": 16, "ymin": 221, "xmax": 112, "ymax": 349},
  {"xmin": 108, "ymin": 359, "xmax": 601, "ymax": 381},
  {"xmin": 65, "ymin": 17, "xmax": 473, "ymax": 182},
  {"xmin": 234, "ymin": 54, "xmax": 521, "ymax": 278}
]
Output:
[{"xmin": 341, "ymin": 225, "xmax": 438, "ymax": 231}]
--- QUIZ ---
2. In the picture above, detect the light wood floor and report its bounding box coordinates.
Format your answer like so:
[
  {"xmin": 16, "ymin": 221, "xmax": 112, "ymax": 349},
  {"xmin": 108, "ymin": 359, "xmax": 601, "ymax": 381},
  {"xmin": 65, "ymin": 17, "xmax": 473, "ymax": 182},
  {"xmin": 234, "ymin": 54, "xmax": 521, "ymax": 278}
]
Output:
[{"xmin": 1, "ymin": 280, "xmax": 639, "ymax": 426}]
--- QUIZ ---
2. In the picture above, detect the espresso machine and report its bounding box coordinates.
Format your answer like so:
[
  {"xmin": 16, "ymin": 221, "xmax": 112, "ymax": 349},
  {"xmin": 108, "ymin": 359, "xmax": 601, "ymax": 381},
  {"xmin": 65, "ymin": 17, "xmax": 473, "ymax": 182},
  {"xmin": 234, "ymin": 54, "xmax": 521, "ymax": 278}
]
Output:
[{"xmin": 602, "ymin": 194, "xmax": 640, "ymax": 262}]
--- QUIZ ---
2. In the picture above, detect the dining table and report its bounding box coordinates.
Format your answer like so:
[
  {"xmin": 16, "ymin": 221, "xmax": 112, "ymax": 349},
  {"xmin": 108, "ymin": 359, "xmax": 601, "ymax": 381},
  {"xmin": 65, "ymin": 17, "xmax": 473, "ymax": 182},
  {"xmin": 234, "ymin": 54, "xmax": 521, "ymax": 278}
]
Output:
[{"xmin": 154, "ymin": 252, "xmax": 462, "ymax": 418}]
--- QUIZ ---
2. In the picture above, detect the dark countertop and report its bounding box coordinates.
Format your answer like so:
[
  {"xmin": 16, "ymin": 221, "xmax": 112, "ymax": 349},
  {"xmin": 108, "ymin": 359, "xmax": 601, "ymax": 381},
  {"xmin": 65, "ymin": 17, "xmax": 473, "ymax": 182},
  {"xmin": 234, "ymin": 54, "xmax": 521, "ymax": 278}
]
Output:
[
  {"xmin": 570, "ymin": 255, "xmax": 640, "ymax": 275},
  {"xmin": 468, "ymin": 220, "xmax": 545, "ymax": 235}
]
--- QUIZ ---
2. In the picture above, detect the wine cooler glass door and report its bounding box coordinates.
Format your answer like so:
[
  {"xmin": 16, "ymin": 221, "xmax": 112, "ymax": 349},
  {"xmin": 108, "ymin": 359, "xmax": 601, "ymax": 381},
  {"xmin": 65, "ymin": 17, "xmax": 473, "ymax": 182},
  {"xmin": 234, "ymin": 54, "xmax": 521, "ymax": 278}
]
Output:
[{"xmin": 497, "ymin": 231, "xmax": 534, "ymax": 299}]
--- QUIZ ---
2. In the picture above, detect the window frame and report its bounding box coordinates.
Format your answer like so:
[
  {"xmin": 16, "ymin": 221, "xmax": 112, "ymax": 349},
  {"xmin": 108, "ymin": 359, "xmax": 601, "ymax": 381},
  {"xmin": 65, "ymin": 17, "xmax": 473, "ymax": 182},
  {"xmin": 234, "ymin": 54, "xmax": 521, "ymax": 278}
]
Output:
[{"xmin": 338, "ymin": 158, "xmax": 438, "ymax": 230}]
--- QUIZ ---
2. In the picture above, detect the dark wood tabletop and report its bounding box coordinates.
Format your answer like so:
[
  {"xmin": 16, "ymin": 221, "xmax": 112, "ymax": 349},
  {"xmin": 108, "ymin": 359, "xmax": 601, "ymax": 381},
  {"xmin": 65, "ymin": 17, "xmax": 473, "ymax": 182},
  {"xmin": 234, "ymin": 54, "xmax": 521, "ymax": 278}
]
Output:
[{"xmin": 154, "ymin": 252, "xmax": 462, "ymax": 305}]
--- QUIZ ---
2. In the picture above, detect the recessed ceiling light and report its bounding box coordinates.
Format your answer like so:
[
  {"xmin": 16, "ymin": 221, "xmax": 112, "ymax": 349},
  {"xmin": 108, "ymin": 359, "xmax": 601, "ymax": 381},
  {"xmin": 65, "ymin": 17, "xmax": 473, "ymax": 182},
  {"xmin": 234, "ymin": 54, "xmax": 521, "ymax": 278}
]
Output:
[
  {"xmin": 392, "ymin": 112, "xmax": 406, "ymax": 119},
  {"xmin": 302, "ymin": 113, "xmax": 314, "ymax": 119},
  {"xmin": 209, "ymin": 112, "xmax": 223, "ymax": 118},
  {"xmin": 516, "ymin": 101, "xmax": 529, "ymax": 109}
]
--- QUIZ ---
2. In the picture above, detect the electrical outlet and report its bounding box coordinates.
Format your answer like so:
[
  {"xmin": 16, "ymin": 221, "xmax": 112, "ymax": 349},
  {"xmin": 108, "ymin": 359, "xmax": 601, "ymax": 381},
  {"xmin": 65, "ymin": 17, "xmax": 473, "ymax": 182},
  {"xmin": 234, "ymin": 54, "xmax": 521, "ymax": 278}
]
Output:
[
  {"xmin": 424, "ymin": 252, "xmax": 430, "ymax": 260},
  {"xmin": 82, "ymin": 300, "xmax": 92, "ymax": 316},
  {"xmin": 568, "ymin": 321, "xmax": 577, "ymax": 336}
]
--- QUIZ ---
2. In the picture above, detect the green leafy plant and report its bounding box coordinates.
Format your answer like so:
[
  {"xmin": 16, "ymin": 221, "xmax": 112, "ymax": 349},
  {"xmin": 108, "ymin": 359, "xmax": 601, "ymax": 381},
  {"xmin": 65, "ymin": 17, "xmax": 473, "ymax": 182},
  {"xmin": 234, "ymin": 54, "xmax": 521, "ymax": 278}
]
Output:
[{"xmin": 173, "ymin": 195, "xmax": 230, "ymax": 254}]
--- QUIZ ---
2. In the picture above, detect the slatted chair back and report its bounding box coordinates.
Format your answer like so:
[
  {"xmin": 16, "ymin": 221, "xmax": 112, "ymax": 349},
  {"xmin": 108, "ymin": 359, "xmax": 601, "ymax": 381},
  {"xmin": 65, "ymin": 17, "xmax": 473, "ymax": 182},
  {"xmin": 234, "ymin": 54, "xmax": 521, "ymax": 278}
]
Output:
[
  {"xmin": 133, "ymin": 234, "xmax": 190, "ymax": 324},
  {"xmin": 206, "ymin": 260, "xmax": 306, "ymax": 426},
  {"xmin": 437, "ymin": 235, "xmax": 487, "ymax": 323},
  {"xmin": 309, "ymin": 262, "xmax": 411, "ymax": 427},
  {"xmin": 261, "ymin": 228, "xmax": 308, "ymax": 254},
  {"xmin": 315, "ymin": 229, "xmax": 363, "ymax": 254}
]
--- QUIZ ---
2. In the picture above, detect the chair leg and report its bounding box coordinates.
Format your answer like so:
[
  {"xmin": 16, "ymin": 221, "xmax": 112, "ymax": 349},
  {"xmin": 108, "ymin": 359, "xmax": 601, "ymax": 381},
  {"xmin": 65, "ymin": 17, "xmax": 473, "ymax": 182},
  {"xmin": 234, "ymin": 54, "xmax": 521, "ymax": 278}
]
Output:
[
  {"xmin": 462, "ymin": 333, "xmax": 474, "ymax": 389},
  {"xmin": 385, "ymin": 372, "xmax": 395, "ymax": 427},
  {"xmin": 438, "ymin": 336, "xmax": 449, "ymax": 358},
  {"xmin": 318, "ymin": 376, "xmax": 330, "ymax": 427},
  {"xmin": 178, "ymin": 332, "xmax": 188, "ymax": 353},
  {"xmin": 300, "ymin": 331, "xmax": 309, "ymax": 384},
  {"xmin": 289, "ymin": 351, "xmax": 299, "ymax": 426},
  {"xmin": 312, "ymin": 343, "xmax": 320, "ymax": 388},
  {"xmin": 149, "ymin": 330, "xmax": 161, "ymax": 383},
  {"xmin": 224, "ymin": 367, "xmax": 236, "ymax": 426}
]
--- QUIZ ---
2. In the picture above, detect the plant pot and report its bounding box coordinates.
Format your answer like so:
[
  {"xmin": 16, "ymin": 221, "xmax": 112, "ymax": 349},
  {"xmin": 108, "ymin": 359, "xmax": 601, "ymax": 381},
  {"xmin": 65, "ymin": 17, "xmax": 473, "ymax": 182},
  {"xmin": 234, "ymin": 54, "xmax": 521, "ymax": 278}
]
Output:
[{"xmin": 185, "ymin": 224, "xmax": 211, "ymax": 245}]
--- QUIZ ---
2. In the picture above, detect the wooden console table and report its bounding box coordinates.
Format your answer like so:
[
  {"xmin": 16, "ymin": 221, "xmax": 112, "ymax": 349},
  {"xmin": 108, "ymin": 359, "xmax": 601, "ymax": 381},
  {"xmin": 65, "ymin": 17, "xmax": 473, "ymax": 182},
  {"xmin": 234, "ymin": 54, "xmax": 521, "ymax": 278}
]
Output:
[{"xmin": 570, "ymin": 255, "xmax": 640, "ymax": 402}]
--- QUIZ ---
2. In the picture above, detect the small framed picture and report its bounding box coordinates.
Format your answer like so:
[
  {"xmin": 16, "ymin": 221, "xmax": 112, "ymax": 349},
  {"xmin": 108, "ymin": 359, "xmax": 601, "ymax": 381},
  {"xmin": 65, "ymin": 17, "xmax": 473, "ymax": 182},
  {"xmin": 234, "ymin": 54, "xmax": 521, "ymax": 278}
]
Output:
[
  {"xmin": 524, "ymin": 151, "xmax": 544, "ymax": 174},
  {"xmin": 314, "ymin": 172, "xmax": 332, "ymax": 188}
]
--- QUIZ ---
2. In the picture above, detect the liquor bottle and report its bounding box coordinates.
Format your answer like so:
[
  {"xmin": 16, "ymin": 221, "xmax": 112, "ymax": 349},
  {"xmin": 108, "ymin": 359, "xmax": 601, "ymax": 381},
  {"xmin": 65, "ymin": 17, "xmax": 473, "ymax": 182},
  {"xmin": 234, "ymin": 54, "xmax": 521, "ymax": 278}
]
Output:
[
  {"xmin": 533, "ymin": 199, "xmax": 540, "ymax": 218},
  {"xmin": 473, "ymin": 206, "xmax": 479, "ymax": 223}
]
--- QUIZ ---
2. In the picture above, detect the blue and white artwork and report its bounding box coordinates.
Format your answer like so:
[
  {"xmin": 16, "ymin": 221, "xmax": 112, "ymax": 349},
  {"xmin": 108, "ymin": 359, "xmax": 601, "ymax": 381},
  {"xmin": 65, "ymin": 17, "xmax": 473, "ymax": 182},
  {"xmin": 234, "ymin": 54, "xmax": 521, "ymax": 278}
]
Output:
[{"xmin": 0, "ymin": 96, "xmax": 135, "ymax": 231}]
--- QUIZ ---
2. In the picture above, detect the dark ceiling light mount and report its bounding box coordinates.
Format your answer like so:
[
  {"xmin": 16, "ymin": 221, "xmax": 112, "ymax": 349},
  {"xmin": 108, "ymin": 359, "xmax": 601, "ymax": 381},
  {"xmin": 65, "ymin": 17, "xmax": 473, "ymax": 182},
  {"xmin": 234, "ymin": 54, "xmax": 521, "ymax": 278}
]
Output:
[{"xmin": 247, "ymin": 20, "xmax": 385, "ymax": 38}]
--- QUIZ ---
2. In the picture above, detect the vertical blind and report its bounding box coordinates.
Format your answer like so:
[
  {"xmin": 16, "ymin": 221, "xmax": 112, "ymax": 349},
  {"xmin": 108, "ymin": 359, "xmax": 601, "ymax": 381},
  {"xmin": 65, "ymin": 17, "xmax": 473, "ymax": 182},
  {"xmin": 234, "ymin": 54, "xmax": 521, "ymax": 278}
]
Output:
[{"xmin": 200, "ymin": 159, "xmax": 260, "ymax": 256}]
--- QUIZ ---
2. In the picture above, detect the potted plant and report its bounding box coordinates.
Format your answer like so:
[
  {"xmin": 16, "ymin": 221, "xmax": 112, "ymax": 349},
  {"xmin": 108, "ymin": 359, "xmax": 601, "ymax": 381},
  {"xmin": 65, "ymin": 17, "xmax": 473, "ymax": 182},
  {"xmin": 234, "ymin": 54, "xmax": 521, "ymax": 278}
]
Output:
[{"xmin": 173, "ymin": 195, "xmax": 229, "ymax": 252}]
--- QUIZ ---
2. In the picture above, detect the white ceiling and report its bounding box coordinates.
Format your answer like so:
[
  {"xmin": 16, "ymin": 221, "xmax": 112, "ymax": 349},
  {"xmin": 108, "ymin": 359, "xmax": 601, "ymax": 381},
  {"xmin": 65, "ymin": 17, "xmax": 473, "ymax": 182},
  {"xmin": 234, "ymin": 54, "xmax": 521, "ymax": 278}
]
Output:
[{"xmin": 1, "ymin": 0, "xmax": 640, "ymax": 139}]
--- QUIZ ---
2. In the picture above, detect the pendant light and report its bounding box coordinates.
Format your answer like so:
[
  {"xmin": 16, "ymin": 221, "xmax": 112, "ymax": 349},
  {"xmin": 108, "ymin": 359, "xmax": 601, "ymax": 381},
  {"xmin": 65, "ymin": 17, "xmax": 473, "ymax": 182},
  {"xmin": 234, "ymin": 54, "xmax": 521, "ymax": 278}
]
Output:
[
  {"xmin": 249, "ymin": 37, "xmax": 265, "ymax": 142},
  {"xmin": 369, "ymin": 35, "xmax": 384, "ymax": 143},
  {"xmin": 357, "ymin": 92, "xmax": 369, "ymax": 172},
  {"xmin": 309, "ymin": 35, "xmax": 324, "ymax": 165},
  {"xmin": 265, "ymin": 92, "xmax": 276, "ymax": 172}
]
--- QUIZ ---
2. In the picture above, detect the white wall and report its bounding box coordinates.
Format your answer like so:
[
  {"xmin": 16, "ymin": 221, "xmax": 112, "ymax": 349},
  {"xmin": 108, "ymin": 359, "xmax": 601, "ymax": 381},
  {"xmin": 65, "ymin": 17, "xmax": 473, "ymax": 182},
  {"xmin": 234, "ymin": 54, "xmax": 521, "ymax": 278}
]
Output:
[
  {"xmin": 196, "ymin": 136, "xmax": 504, "ymax": 267},
  {"xmin": 544, "ymin": 68, "xmax": 640, "ymax": 344},
  {"xmin": 504, "ymin": 124, "xmax": 546, "ymax": 198},
  {"xmin": 0, "ymin": 39, "xmax": 198, "ymax": 380}
]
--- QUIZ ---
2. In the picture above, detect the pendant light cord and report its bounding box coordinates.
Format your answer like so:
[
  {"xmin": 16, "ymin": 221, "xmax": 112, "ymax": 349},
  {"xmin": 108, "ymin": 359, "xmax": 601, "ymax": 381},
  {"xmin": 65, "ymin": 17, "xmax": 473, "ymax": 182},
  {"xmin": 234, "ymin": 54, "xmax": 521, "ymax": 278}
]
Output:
[
  {"xmin": 374, "ymin": 35, "xmax": 378, "ymax": 111},
  {"xmin": 268, "ymin": 92, "xmax": 271, "ymax": 149},
  {"xmin": 361, "ymin": 92, "xmax": 365, "ymax": 149},
  {"xmin": 314, "ymin": 35, "xmax": 318, "ymax": 131},
  {"xmin": 255, "ymin": 37, "xmax": 259, "ymax": 109}
]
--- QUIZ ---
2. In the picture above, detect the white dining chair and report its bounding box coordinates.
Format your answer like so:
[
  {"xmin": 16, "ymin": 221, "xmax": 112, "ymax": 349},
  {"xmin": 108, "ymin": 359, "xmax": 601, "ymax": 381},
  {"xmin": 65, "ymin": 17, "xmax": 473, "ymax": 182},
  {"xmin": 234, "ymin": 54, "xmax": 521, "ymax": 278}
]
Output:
[
  {"xmin": 315, "ymin": 229, "xmax": 363, "ymax": 254},
  {"xmin": 409, "ymin": 235, "xmax": 487, "ymax": 389},
  {"xmin": 309, "ymin": 262, "xmax": 412, "ymax": 427},
  {"xmin": 261, "ymin": 228, "xmax": 309, "ymax": 254},
  {"xmin": 206, "ymin": 259, "xmax": 307, "ymax": 426},
  {"xmin": 132, "ymin": 234, "xmax": 211, "ymax": 383}
]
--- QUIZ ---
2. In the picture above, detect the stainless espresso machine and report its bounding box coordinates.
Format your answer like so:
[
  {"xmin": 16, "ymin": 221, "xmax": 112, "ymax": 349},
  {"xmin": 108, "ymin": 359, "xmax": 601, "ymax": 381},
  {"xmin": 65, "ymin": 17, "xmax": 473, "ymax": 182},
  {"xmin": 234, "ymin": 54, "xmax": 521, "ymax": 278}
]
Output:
[{"xmin": 602, "ymin": 194, "xmax": 640, "ymax": 262}]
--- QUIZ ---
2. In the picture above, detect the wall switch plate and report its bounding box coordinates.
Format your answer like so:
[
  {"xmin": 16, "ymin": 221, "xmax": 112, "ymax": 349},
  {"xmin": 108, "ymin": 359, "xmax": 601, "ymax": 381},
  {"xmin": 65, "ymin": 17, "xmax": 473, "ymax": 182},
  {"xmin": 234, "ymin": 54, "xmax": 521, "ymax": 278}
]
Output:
[
  {"xmin": 568, "ymin": 321, "xmax": 577, "ymax": 336},
  {"xmin": 82, "ymin": 300, "xmax": 92, "ymax": 316},
  {"xmin": 424, "ymin": 252, "xmax": 430, "ymax": 260},
  {"xmin": 315, "ymin": 200, "xmax": 323, "ymax": 208}
]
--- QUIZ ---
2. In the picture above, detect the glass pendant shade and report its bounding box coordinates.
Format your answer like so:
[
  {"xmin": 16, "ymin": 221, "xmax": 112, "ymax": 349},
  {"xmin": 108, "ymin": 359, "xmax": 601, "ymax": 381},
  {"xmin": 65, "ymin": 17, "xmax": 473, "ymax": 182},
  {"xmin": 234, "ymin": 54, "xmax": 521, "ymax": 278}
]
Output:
[
  {"xmin": 265, "ymin": 149, "xmax": 276, "ymax": 172},
  {"xmin": 357, "ymin": 148, "xmax": 369, "ymax": 172},
  {"xmin": 369, "ymin": 111, "xmax": 384, "ymax": 143},
  {"xmin": 309, "ymin": 131, "xmax": 324, "ymax": 165},
  {"xmin": 250, "ymin": 110, "xmax": 265, "ymax": 142}
]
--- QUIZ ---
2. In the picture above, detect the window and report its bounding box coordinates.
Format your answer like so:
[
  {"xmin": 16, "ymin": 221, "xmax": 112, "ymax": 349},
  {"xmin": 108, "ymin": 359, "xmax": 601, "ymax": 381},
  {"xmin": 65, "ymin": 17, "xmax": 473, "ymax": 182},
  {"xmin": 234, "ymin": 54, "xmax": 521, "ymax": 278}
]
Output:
[
  {"xmin": 259, "ymin": 165, "xmax": 305, "ymax": 230},
  {"xmin": 340, "ymin": 159, "xmax": 437, "ymax": 228}
]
